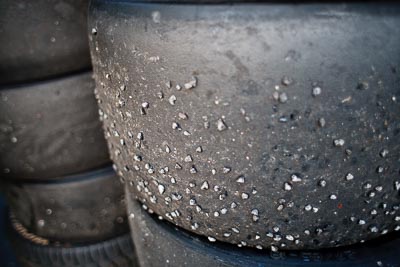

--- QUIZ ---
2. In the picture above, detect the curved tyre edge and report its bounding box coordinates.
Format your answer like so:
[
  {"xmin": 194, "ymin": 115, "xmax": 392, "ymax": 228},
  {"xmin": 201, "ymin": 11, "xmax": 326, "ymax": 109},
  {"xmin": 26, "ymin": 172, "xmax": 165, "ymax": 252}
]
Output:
[{"xmin": 127, "ymin": 193, "xmax": 400, "ymax": 267}]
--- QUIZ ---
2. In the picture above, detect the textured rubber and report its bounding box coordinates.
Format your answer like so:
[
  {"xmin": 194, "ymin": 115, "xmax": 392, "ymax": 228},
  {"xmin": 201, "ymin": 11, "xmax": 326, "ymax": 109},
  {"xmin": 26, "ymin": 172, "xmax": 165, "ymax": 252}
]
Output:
[
  {"xmin": 90, "ymin": 1, "xmax": 400, "ymax": 250},
  {"xmin": 5, "ymin": 167, "xmax": 129, "ymax": 243},
  {"xmin": 128, "ymin": 195, "xmax": 400, "ymax": 267},
  {"xmin": 0, "ymin": 0, "xmax": 91, "ymax": 85},
  {"xmin": 10, "ymin": 228, "xmax": 137, "ymax": 267},
  {"xmin": 0, "ymin": 72, "xmax": 110, "ymax": 180}
]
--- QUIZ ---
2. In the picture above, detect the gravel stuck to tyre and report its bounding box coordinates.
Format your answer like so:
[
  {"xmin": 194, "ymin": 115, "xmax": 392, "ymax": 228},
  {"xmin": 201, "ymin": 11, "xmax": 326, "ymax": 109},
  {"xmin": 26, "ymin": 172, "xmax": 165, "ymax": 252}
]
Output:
[
  {"xmin": 5, "ymin": 167, "xmax": 128, "ymax": 243},
  {"xmin": 0, "ymin": 72, "xmax": 110, "ymax": 180},
  {"xmin": 89, "ymin": 2, "xmax": 400, "ymax": 250},
  {"xmin": 0, "ymin": 0, "xmax": 91, "ymax": 85}
]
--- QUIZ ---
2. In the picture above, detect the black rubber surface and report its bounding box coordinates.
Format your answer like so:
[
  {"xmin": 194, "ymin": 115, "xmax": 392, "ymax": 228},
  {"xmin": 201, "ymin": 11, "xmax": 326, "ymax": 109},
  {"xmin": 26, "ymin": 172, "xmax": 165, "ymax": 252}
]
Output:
[
  {"xmin": 90, "ymin": 1, "xmax": 400, "ymax": 250},
  {"xmin": 128, "ymin": 195, "xmax": 400, "ymax": 267},
  {"xmin": 10, "ymin": 228, "xmax": 137, "ymax": 267},
  {"xmin": 0, "ymin": 72, "xmax": 110, "ymax": 180},
  {"xmin": 4, "ymin": 167, "xmax": 128, "ymax": 243},
  {"xmin": 0, "ymin": 0, "xmax": 91, "ymax": 85}
]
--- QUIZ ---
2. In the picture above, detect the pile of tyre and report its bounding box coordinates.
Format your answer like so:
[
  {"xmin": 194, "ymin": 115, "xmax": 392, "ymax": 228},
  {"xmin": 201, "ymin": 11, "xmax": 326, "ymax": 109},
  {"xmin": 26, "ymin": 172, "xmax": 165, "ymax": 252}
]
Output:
[
  {"xmin": 0, "ymin": 1, "xmax": 136, "ymax": 266},
  {"xmin": 88, "ymin": 1, "xmax": 400, "ymax": 267},
  {"xmin": 1, "ymin": 1, "xmax": 400, "ymax": 267}
]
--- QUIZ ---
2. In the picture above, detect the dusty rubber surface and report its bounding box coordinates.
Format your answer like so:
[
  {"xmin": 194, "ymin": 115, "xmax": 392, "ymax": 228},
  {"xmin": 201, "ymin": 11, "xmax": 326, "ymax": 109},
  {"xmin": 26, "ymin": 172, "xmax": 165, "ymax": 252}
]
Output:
[
  {"xmin": 90, "ymin": 2, "xmax": 400, "ymax": 250},
  {"xmin": 0, "ymin": 0, "xmax": 91, "ymax": 85},
  {"xmin": 5, "ymin": 167, "xmax": 128, "ymax": 243},
  {"xmin": 0, "ymin": 72, "xmax": 110, "ymax": 180},
  {"xmin": 128, "ymin": 195, "xmax": 400, "ymax": 267}
]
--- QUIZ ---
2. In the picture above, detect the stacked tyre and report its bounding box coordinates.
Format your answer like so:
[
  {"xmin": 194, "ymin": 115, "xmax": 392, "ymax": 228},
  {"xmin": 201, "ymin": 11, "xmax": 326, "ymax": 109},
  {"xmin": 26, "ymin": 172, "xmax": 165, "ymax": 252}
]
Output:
[
  {"xmin": 0, "ymin": 1, "xmax": 136, "ymax": 266},
  {"xmin": 88, "ymin": 1, "xmax": 400, "ymax": 267}
]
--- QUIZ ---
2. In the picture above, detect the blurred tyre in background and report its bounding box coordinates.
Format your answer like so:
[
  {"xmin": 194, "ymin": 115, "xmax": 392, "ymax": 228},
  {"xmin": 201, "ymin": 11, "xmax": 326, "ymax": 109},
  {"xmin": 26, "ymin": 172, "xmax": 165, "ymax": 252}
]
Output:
[
  {"xmin": 5, "ymin": 167, "xmax": 128, "ymax": 243},
  {"xmin": 0, "ymin": 0, "xmax": 92, "ymax": 85},
  {"xmin": 0, "ymin": 72, "xmax": 109, "ymax": 180},
  {"xmin": 10, "ymin": 228, "xmax": 135, "ymax": 267},
  {"xmin": 0, "ymin": 1, "xmax": 136, "ymax": 266},
  {"xmin": 7, "ymin": 168, "xmax": 136, "ymax": 267}
]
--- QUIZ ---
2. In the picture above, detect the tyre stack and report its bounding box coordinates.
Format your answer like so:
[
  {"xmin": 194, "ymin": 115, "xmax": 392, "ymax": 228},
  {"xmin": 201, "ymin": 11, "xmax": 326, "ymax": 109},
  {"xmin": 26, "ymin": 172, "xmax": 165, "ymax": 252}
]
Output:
[
  {"xmin": 88, "ymin": 1, "xmax": 400, "ymax": 267},
  {"xmin": 0, "ymin": 1, "xmax": 136, "ymax": 266}
]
